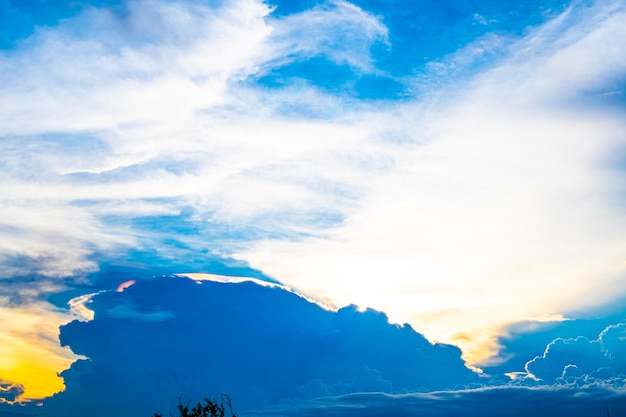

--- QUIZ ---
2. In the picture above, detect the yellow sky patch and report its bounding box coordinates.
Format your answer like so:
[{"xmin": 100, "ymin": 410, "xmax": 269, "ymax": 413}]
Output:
[{"xmin": 0, "ymin": 304, "xmax": 81, "ymax": 400}]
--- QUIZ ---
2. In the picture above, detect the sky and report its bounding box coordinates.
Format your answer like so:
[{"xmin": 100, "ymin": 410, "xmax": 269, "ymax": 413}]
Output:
[{"xmin": 1, "ymin": 0, "xmax": 626, "ymax": 416}]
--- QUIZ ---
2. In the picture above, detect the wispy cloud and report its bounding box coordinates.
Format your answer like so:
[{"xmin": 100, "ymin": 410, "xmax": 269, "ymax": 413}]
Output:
[{"xmin": 0, "ymin": 0, "xmax": 388, "ymax": 278}]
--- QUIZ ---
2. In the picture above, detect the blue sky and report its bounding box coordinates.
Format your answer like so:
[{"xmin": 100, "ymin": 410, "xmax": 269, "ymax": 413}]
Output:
[{"xmin": 1, "ymin": 0, "xmax": 626, "ymax": 415}]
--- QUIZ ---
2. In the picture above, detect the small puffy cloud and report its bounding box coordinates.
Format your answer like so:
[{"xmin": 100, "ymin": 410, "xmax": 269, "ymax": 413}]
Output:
[
  {"xmin": 295, "ymin": 379, "xmax": 353, "ymax": 401},
  {"xmin": 562, "ymin": 364, "xmax": 584, "ymax": 380},
  {"xmin": 0, "ymin": 380, "xmax": 24, "ymax": 403},
  {"xmin": 525, "ymin": 322, "xmax": 626, "ymax": 383},
  {"xmin": 351, "ymin": 366, "xmax": 393, "ymax": 394},
  {"xmin": 481, "ymin": 313, "xmax": 625, "ymax": 377},
  {"xmin": 297, "ymin": 379, "xmax": 331, "ymax": 400},
  {"xmin": 525, "ymin": 336, "xmax": 607, "ymax": 381},
  {"xmin": 293, "ymin": 366, "xmax": 393, "ymax": 403}
]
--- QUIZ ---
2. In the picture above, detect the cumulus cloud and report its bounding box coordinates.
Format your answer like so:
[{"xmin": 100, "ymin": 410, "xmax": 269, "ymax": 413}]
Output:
[
  {"xmin": 525, "ymin": 323, "xmax": 626, "ymax": 383},
  {"xmin": 526, "ymin": 337, "xmax": 607, "ymax": 382},
  {"xmin": 350, "ymin": 366, "xmax": 394, "ymax": 393},
  {"xmin": 39, "ymin": 276, "xmax": 478, "ymax": 416},
  {"xmin": 480, "ymin": 312, "xmax": 626, "ymax": 378}
]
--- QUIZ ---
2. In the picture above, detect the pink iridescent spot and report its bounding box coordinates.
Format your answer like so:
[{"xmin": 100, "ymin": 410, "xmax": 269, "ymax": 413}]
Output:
[{"xmin": 116, "ymin": 280, "xmax": 136, "ymax": 292}]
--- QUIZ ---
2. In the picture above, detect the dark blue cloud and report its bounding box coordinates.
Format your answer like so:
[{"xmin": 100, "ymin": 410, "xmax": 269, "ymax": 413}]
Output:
[
  {"xmin": 36, "ymin": 275, "xmax": 478, "ymax": 416},
  {"xmin": 0, "ymin": 380, "xmax": 24, "ymax": 403},
  {"xmin": 41, "ymin": 250, "xmax": 274, "ymax": 331},
  {"xmin": 3, "ymin": 273, "xmax": 626, "ymax": 417}
]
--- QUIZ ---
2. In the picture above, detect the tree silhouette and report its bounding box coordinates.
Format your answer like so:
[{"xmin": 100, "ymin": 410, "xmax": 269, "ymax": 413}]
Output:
[{"xmin": 152, "ymin": 395, "xmax": 237, "ymax": 417}]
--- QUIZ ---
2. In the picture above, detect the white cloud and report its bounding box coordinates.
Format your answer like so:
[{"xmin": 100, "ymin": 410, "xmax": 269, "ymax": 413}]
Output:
[
  {"xmin": 0, "ymin": 0, "xmax": 386, "ymax": 277},
  {"xmin": 268, "ymin": 0, "xmax": 389, "ymax": 71},
  {"xmin": 524, "ymin": 322, "xmax": 626, "ymax": 382}
]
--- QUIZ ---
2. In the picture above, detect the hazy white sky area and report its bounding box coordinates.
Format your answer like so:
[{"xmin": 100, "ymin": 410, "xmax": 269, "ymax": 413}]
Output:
[{"xmin": 239, "ymin": 2, "xmax": 626, "ymax": 362}]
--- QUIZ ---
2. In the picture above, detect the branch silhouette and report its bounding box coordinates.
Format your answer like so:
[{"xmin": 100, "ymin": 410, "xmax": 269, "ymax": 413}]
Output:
[{"xmin": 152, "ymin": 394, "xmax": 237, "ymax": 417}]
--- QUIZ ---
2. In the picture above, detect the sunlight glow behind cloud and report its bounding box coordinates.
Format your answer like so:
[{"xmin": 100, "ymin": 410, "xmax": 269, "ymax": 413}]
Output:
[
  {"xmin": 0, "ymin": 303, "xmax": 80, "ymax": 400},
  {"xmin": 1, "ymin": 0, "xmax": 626, "ymax": 398},
  {"xmin": 236, "ymin": 0, "xmax": 626, "ymax": 363}
]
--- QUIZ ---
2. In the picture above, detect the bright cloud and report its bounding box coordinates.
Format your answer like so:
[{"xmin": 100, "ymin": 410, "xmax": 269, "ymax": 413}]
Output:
[{"xmin": 0, "ymin": 0, "xmax": 386, "ymax": 277}]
